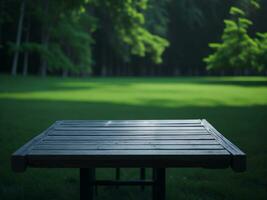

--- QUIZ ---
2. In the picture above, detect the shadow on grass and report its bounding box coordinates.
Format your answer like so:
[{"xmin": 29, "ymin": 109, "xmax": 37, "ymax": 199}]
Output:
[
  {"xmin": 194, "ymin": 79, "xmax": 267, "ymax": 87},
  {"xmin": 1, "ymin": 75, "xmax": 267, "ymax": 95},
  {"xmin": 0, "ymin": 75, "xmax": 135, "ymax": 93},
  {"xmin": 0, "ymin": 98, "xmax": 267, "ymax": 200}
]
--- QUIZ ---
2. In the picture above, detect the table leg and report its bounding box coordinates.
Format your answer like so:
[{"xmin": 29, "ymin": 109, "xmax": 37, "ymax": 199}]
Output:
[
  {"xmin": 152, "ymin": 168, "xmax": 166, "ymax": 200},
  {"xmin": 80, "ymin": 168, "xmax": 94, "ymax": 200},
  {"xmin": 140, "ymin": 168, "xmax": 146, "ymax": 190},
  {"xmin": 116, "ymin": 168, "xmax": 120, "ymax": 189},
  {"xmin": 93, "ymin": 168, "xmax": 98, "ymax": 196}
]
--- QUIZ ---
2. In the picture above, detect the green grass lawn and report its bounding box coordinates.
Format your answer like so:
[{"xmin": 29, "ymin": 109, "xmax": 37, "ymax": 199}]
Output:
[{"xmin": 0, "ymin": 75, "xmax": 267, "ymax": 200}]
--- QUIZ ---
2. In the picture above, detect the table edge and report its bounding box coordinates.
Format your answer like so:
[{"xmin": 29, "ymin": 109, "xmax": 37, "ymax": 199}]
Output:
[
  {"xmin": 201, "ymin": 119, "xmax": 246, "ymax": 172},
  {"xmin": 11, "ymin": 121, "xmax": 59, "ymax": 172}
]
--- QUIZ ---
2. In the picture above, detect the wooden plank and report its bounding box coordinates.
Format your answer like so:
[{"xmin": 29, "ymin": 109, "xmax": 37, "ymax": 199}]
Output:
[
  {"xmin": 51, "ymin": 129, "xmax": 207, "ymax": 132},
  {"xmin": 201, "ymin": 120, "xmax": 245, "ymax": 155},
  {"xmin": 43, "ymin": 135, "xmax": 215, "ymax": 141},
  {"xmin": 32, "ymin": 144, "xmax": 224, "ymax": 150},
  {"xmin": 39, "ymin": 139, "xmax": 219, "ymax": 145},
  {"xmin": 28, "ymin": 149, "xmax": 230, "ymax": 155},
  {"xmin": 57, "ymin": 124, "xmax": 203, "ymax": 127},
  {"xmin": 59, "ymin": 119, "xmax": 202, "ymax": 125},
  {"xmin": 201, "ymin": 119, "xmax": 246, "ymax": 172},
  {"xmin": 58, "ymin": 121, "xmax": 203, "ymax": 125},
  {"xmin": 52, "ymin": 130, "xmax": 208, "ymax": 133},
  {"xmin": 48, "ymin": 131, "xmax": 210, "ymax": 136},
  {"xmin": 54, "ymin": 127, "xmax": 206, "ymax": 131}
]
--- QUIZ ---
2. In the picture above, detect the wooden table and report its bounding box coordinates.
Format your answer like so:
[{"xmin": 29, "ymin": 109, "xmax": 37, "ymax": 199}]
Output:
[{"xmin": 11, "ymin": 119, "xmax": 246, "ymax": 200}]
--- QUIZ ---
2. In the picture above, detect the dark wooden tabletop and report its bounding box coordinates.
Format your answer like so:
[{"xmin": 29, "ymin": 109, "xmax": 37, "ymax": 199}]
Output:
[{"xmin": 11, "ymin": 119, "xmax": 246, "ymax": 172}]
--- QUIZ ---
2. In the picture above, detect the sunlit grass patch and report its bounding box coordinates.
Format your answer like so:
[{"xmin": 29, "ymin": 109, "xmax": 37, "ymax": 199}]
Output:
[{"xmin": 0, "ymin": 75, "xmax": 267, "ymax": 107}]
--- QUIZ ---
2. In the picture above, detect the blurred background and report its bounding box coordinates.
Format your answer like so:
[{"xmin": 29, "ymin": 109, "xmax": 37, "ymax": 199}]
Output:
[
  {"xmin": 0, "ymin": 0, "xmax": 267, "ymax": 200},
  {"xmin": 1, "ymin": 0, "xmax": 267, "ymax": 76}
]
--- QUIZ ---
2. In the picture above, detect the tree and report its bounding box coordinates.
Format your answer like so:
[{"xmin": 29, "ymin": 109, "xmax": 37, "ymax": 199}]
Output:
[
  {"xmin": 39, "ymin": 0, "xmax": 49, "ymax": 77},
  {"xmin": 92, "ymin": 0, "xmax": 169, "ymax": 76},
  {"xmin": 204, "ymin": 1, "xmax": 261, "ymax": 72},
  {"xmin": 48, "ymin": 9, "xmax": 95, "ymax": 76},
  {"xmin": 11, "ymin": 0, "xmax": 25, "ymax": 76},
  {"xmin": 108, "ymin": 0, "xmax": 169, "ymax": 64},
  {"xmin": 22, "ymin": 11, "xmax": 30, "ymax": 76},
  {"xmin": 11, "ymin": 0, "xmax": 169, "ymax": 77},
  {"xmin": 255, "ymin": 32, "xmax": 267, "ymax": 71},
  {"xmin": 20, "ymin": 0, "xmax": 95, "ymax": 77}
]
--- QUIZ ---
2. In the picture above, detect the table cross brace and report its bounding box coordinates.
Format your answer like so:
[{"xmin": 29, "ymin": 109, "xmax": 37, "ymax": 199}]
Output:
[{"xmin": 80, "ymin": 168, "xmax": 166, "ymax": 200}]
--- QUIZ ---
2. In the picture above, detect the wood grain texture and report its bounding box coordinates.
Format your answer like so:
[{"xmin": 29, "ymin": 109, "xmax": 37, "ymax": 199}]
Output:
[{"xmin": 11, "ymin": 119, "xmax": 246, "ymax": 172}]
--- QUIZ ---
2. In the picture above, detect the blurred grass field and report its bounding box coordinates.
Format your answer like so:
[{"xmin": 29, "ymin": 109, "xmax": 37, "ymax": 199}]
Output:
[{"xmin": 0, "ymin": 75, "xmax": 267, "ymax": 200}]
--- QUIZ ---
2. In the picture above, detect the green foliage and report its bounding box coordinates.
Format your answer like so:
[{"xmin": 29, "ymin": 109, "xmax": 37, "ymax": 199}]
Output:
[
  {"xmin": 50, "ymin": 11, "xmax": 95, "ymax": 73},
  {"xmin": 255, "ymin": 32, "xmax": 267, "ymax": 71},
  {"xmin": 104, "ymin": 0, "xmax": 169, "ymax": 64},
  {"xmin": 204, "ymin": 1, "xmax": 266, "ymax": 71},
  {"xmin": 144, "ymin": 0, "xmax": 169, "ymax": 37},
  {"xmin": 10, "ymin": 0, "xmax": 169, "ymax": 75},
  {"xmin": 118, "ymin": 26, "xmax": 169, "ymax": 63},
  {"xmin": 230, "ymin": 7, "xmax": 245, "ymax": 16},
  {"xmin": 20, "ymin": 0, "xmax": 96, "ymax": 75}
]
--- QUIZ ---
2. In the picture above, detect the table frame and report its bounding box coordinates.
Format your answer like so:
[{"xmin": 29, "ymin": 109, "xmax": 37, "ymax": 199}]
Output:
[{"xmin": 80, "ymin": 168, "xmax": 165, "ymax": 200}]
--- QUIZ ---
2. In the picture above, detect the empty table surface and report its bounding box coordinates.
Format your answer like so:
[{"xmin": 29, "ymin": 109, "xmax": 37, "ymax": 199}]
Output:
[{"xmin": 11, "ymin": 119, "xmax": 246, "ymax": 172}]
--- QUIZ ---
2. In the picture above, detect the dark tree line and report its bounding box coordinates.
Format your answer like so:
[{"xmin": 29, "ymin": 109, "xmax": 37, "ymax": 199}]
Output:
[{"xmin": 0, "ymin": 0, "xmax": 267, "ymax": 77}]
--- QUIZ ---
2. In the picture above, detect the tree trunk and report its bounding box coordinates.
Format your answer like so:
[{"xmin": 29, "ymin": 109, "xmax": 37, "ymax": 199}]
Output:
[
  {"xmin": 101, "ymin": 43, "xmax": 107, "ymax": 76},
  {"xmin": 0, "ymin": 10, "xmax": 2, "ymax": 74},
  {"xmin": 62, "ymin": 46, "xmax": 71, "ymax": 77},
  {"xmin": 40, "ymin": 0, "xmax": 49, "ymax": 77},
  {"xmin": 22, "ymin": 50, "xmax": 29, "ymax": 76},
  {"xmin": 0, "ymin": 0, "xmax": 3, "ymax": 51},
  {"xmin": 40, "ymin": 33, "xmax": 49, "ymax": 77},
  {"xmin": 11, "ymin": 0, "xmax": 25, "ymax": 76},
  {"xmin": 22, "ymin": 21, "xmax": 30, "ymax": 76}
]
